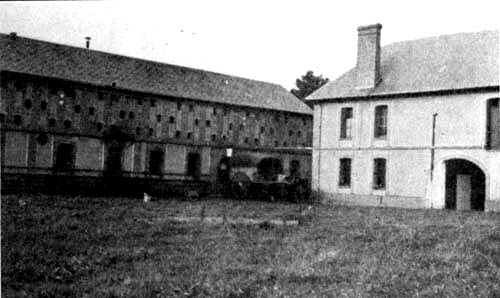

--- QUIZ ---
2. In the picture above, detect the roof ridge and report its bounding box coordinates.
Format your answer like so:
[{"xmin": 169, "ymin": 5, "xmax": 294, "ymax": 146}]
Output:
[
  {"xmin": 0, "ymin": 32, "xmax": 286, "ymax": 89},
  {"xmin": 382, "ymin": 29, "xmax": 498, "ymax": 49}
]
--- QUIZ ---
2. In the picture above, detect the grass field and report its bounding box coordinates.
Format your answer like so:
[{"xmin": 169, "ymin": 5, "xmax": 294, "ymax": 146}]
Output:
[{"xmin": 2, "ymin": 194, "xmax": 500, "ymax": 298}]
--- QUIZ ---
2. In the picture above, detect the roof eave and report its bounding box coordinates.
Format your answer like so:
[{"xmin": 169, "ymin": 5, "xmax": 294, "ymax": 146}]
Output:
[{"xmin": 307, "ymin": 85, "xmax": 500, "ymax": 105}]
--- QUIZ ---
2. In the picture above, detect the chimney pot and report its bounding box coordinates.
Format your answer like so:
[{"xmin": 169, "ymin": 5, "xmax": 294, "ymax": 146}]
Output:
[
  {"xmin": 356, "ymin": 23, "xmax": 382, "ymax": 89},
  {"xmin": 9, "ymin": 32, "xmax": 17, "ymax": 39},
  {"xmin": 85, "ymin": 36, "xmax": 91, "ymax": 49}
]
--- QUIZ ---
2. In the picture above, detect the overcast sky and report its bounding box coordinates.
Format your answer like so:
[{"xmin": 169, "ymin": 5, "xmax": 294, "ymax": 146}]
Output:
[{"xmin": 1, "ymin": 0, "xmax": 499, "ymax": 89}]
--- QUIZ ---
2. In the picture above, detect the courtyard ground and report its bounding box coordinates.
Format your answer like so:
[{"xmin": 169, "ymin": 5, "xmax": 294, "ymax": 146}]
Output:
[{"xmin": 1, "ymin": 193, "xmax": 500, "ymax": 298}]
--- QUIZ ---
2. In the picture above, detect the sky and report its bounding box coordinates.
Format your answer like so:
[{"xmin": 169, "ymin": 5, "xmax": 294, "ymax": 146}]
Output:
[{"xmin": 0, "ymin": 0, "xmax": 499, "ymax": 90}]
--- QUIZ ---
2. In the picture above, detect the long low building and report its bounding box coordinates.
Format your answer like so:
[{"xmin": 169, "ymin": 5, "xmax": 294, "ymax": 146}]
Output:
[{"xmin": 0, "ymin": 32, "xmax": 312, "ymax": 195}]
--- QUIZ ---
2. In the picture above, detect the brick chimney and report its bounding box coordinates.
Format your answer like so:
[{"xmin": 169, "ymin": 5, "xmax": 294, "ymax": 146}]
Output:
[{"xmin": 356, "ymin": 23, "xmax": 382, "ymax": 89}]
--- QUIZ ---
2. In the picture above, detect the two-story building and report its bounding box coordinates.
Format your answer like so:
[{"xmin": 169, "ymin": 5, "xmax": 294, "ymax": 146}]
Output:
[
  {"xmin": 0, "ymin": 33, "xmax": 313, "ymax": 195},
  {"xmin": 307, "ymin": 24, "xmax": 499, "ymax": 211}
]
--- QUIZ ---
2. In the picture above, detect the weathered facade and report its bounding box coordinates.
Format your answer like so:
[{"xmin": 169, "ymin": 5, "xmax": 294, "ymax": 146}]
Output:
[
  {"xmin": 308, "ymin": 25, "xmax": 499, "ymax": 211},
  {"xmin": 0, "ymin": 33, "xmax": 312, "ymax": 195}
]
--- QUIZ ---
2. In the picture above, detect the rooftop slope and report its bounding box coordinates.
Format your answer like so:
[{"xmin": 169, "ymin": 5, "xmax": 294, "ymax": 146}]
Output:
[
  {"xmin": 0, "ymin": 33, "xmax": 311, "ymax": 115},
  {"xmin": 307, "ymin": 30, "xmax": 499, "ymax": 101}
]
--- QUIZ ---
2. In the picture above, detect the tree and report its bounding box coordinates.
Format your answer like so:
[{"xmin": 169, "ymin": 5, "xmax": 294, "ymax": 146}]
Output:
[{"xmin": 291, "ymin": 71, "xmax": 329, "ymax": 103}]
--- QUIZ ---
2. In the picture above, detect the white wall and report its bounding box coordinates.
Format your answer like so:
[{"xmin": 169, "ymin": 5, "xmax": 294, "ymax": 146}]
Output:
[{"xmin": 313, "ymin": 91, "xmax": 500, "ymax": 210}]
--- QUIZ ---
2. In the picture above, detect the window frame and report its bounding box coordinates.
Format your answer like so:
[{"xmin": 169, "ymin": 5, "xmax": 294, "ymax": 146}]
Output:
[
  {"xmin": 372, "ymin": 158, "xmax": 386, "ymax": 190},
  {"xmin": 374, "ymin": 105, "xmax": 388, "ymax": 139},
  {"xmin": 340, "ymin": 107, "xmax": 353, "ymax": 139},
  {"xmin": 338, "ymin": 158, "xmax": 352, "ymax": 188}
]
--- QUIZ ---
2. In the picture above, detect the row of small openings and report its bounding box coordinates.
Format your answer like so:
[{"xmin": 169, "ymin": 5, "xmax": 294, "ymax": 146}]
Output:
[
  {"xmin": 12, "ymin": 81, "xmax": 309, "ymax": 124},
  {"xmin": 7, "ymin": 114, "xmax": 306, "ymax": 147},
  {"xmin": 25, "ymin": 99, "xmax": 96, "ymax": 116}
]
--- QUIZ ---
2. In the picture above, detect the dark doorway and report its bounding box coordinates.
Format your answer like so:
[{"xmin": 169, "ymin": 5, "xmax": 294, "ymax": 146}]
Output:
[
  {"xmin": 149, "ymin": 149, "xmax": 164, "ymax": 175},
  {"xmin": 106, "ymin": 146, "xmax": 123, "ymax": 175},
  {"xmin": 54, "ymin": 143, "xmax": 75, "ymax": 171},
  {"xmin": 445, "ymin": 159, "xmax": 485, "ymax": 211},
  {"xmin": 187, "ymin": 152, "xmax": 201, "ymax": 179}
]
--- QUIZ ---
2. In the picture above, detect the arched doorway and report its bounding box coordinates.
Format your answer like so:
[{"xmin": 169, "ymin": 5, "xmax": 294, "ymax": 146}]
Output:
[{"xmin": 444, "ymin": 159, "xmax": 485, "ymax": 211}]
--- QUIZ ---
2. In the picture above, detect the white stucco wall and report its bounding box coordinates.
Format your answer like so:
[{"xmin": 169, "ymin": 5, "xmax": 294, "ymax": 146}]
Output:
[{"xmin": 313, "ymin": 91, "xmax": 500, "ymax": 211}]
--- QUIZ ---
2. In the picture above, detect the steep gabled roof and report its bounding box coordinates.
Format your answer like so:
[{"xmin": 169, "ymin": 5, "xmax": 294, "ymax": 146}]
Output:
[
  {"xmin": 307, "ymin": 30, "xmax": 499, "ymax": 101},
  {"xmin": 0, "ymin": 33, "xmax": 311, "ymax": 115}
]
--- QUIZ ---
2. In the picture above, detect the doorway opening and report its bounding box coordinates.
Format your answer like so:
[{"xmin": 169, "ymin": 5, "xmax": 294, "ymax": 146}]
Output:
[
  {"xmin": 445, "ymin": 159, "xmax": 485, "ymax": 211},
  {"xmin": 187, "ymin": 152, "xmax": 201, "ymax": 180}
]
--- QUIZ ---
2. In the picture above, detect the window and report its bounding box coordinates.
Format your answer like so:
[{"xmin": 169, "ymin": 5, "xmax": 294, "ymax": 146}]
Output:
[
  {"xmin": 206, "ymin": 120, "xmax": 211, "ymax": 127},
  {"xmin": 187, "ymin": 153, "xmax": 201, "ymax": 179},
  {"xmin": 213, "ymin": 107, "xmax": 217, "ymax": 116},
  {"xmin": 88, "ymin": 107, "xmax": 95, "ymax": 116},
  {"xmin": 260, "ymin": 127, "xmax": 265, "ymax": 133},
  {"xmin": 149, "ymin": 150, "xmax": 164, "ymax": 175},
  {"xmin": 290, "ymin": 160, "xmax": 300, "ymax": 176},
  {"xmin": 229, "ymin": 123, "xmax": 233, "ymax": 130},
  {"xmin": 48, "ymin": 118, "xmax": 56, "ymax": 127},
  {"xmin": 136, "ymin": 126, "xmax": 141, "ymax": 135},
  {"xmin": 189, "ymin": 104, "xmax": 194, "ymax": 112},
  {"xmin": 175, "ymin": 130, "xmax": 181, "ymax": 138},
  {"xmin": 15, "ymin": 80, "xmax": 26, "ymax": 93},
  {"xmin": 129, "ymin": 111, "xmax": 135, "ymax": 119},
  {"xmin": 339, "ymin": 158, "xmax": 351, "ymax": 188},
  {"xmin": 374, "ymin": 105, "xmax": 388, "ymax": 138},
  {"xmin": 98, "ymin": 92, "xmax": 105, "ymax": 101},
  {"xmin": 96, "ymin": 122, "xmax": 103, "ymax": 132},
  {"xmin": 194, "ymin": 118, "xmax": 199, "ymax": 126},
  {"xmin": 119, "ymin": 110, "xmax": 126, "ymax": 119},
  {"xmin": 14, "ymin": 115, "xmax": 22, "ymax": 126},
  {"xmin": 36, "ymin": 133, "xmax": 48, "ymax": 146},
  {"xmin": 289, "ymin": 130, "xmax": 293, "ymax": 137},
  {"xmin": 340, "ymin": 107, "xmax": 353, "ymax": 139},
  {"xmin": 149, "ymin": 128, "xmax": 154, "ymax": 136},
  {"xmin": 373, "ymin": 158, "xmax": 386, "ymax": 190},
  {"xmin": 212, "ymin": 134, "xmax": 217, "ymax": 141},
  {"xmin": 177, "ymin": 102, "xmax": 182, "ymax": 111},
  {"xmin": 187, "ymin": 132, "xmax": 192, "ymax": 139},
  {"xmin": 156, "ymin": 114, "xmax": 162, "ymax": 122},
  {"xmin": 24, "ymin": 99, "xmax": 32, "ymax": 109},
  {"xmin": 110, "ymin": 94, "xmax": 119, "ymax": 104},
  {"xmin": 54, "ymin": 143, "xmax": 74, "ymax": 171},
  {"xmin": 63, "ymin": 120, "xmax": 72, "ymax": 129},
  {"xmin": 41, "ymin": 101, "xmax": 48, "ymax": 111},
  {"xmin": 137, "ymin": 98, "xmax": 143, "ymax": 105},
  {"xmin": 169, "ymin": 116, "xmax": 176, "ymax": 124},
  {"xmin": 74, "ymin": 105, "xmax": 81, "ymax": 114},
  {"xmin": 486, "ymin": 98, "xmax": 500, "ymax": 149},
  {"xmin": 150, "ymin": 99, "xmax": 156, "ymax": 107}
]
